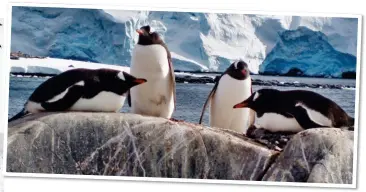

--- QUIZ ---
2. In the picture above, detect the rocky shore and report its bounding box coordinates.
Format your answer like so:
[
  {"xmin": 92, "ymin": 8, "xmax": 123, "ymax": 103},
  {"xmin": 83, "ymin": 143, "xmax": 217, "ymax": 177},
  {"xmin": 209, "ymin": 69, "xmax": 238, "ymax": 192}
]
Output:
[
  {"xmin": 10, "ymin": 51, "xmax": 46, "ymax": 60},
  {"xmin": 7, "ymin": 112, "xmax": 354, "ymax": 184}
]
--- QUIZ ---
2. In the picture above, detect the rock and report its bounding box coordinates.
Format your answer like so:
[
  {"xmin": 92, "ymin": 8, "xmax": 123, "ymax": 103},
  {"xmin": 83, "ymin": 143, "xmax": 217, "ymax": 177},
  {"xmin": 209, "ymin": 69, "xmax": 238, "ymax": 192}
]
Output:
[
  {"xmin": 262, "ymin": 128, "xmax": 354, "ymax": 184},
  {"xmin": 342, "ymin": 71, "xmax": 356, "ymax": 79},
  {"xmin": 284, "ymin": 67, "xmax": 304, "ymax": 76},
  {"xmin": 7, "ymin": 112, "xmax": 278, "ymax": 180},
  {"xmin": 6, "ymin": 113, "xmax": 354, "ymax": 183},
  {"xmin": 10, "ymin": 55, "xmax": 19, "ymax": 60}
]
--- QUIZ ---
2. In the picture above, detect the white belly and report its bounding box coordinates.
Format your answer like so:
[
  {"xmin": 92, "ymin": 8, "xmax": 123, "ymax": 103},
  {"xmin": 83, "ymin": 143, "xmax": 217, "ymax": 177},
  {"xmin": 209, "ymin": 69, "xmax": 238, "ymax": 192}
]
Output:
[
  {"xmin": 129, "ymin": 44, "xmax": 174, "ymax": 118},
  {"xmin": 70, "ymin": 92, "xmax": 126, "ymax": 112},
  {"xmin": 210, "ymin": 74, "xmax": 252, "ymax": 133},
  {"xmin": 254, "ymin": 113, "xmax": 304, "ymax": 132}
]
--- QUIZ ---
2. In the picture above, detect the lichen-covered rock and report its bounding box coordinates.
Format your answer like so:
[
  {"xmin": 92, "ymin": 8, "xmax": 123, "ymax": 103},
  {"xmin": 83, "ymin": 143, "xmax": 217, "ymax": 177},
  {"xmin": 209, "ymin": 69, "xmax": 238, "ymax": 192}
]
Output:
[
  {"xmin": 7, "ymin": 112, "xmax": 278, "ymax": 180},
  {"xmin": 6, "ymin": 113, "xmax": 354, "ymax": 184},
  {"xmin": 262, "ymin": 128, "xmax": 354, "ymax": 184}
]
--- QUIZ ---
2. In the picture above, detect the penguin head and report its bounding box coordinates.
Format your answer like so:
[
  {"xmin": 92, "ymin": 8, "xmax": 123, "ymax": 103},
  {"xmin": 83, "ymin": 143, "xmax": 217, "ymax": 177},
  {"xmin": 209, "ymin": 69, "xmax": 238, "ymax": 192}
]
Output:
[
  {"xmin": 136, "ymin": 25, "xmax": 151, "ymax": 36},
  {"xmin": 227, "ymin": 60, "xmax": 250, "ymax": 80},
  {"xmin": 98, "ymin": 69, "xmax": 147, "ymax": 95},
  {"xmin": 136, "ymin": 25, "xmax": 162, "ymax": 45},
  {"xmin": 116, "ymin": 71, "xmax": 147, "ymax": 88},
  {"xmin": 233, "ymin": 89, "xmax": 279, "ymax": 110}
]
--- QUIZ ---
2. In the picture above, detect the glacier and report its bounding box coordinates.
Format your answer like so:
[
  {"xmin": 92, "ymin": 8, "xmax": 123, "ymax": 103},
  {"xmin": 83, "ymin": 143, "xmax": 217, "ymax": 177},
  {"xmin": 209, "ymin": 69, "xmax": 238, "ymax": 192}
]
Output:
[{"xmin": 11, "ymin": 6, "xmax": 358, "ymax": 77}]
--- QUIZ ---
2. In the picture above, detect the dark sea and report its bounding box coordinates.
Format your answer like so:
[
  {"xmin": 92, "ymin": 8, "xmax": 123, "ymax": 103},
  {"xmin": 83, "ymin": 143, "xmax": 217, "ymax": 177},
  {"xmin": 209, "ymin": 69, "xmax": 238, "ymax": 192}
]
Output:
[{"xmin": 8, "ymin": 75, "xmax": 356, "ymax": 125}]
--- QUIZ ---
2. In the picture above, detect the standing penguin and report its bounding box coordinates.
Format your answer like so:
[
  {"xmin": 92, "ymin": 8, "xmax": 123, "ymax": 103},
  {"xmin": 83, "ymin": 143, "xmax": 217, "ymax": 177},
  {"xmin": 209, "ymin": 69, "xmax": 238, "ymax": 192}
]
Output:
[
  {"xmin": 199, "ymin": 60, "xmax": 254, "ymax": 134},
  {"xmin": 8, "ymin": 68, "xmax": 147, "ymax": 122},
  {"xmin": 127, "ymin": 25, "xmax": 176, "ymax": 119},
  {"xmin": 233, "ymin": 88, "xmax": 355, "ymax": 133}
]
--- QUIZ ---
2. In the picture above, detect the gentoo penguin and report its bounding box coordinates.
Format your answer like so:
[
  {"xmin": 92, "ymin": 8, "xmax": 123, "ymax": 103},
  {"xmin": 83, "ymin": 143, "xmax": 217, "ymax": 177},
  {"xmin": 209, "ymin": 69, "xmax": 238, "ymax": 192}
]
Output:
[
  {"xmin": 233, "ymin": 88, "xmax": 355, "ymax": 133},
  {"xmin": 8, "ymin": 68, "xmax": 147, "ymax": 122},
  {"xmin": 198, "ymin": 60, "xmax": 255, "ymax": 134},
  {"xmin": 127, "ymin": 25, "xmax": 176, "ymax": 119}
]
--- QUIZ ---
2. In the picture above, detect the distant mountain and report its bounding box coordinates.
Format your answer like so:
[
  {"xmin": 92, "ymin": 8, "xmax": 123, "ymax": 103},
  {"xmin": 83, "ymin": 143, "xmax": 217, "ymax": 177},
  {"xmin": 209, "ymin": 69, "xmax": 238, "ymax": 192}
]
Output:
[{"xmin": 11, "ymin": 6, "xmax": 358, "ymax": 77}]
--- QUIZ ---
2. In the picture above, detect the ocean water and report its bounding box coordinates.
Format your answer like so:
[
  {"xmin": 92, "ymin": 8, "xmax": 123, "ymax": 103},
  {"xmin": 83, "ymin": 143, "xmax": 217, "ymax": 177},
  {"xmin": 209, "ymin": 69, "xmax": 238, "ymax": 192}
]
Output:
[{"xmin": 8, "ymin": 76, "xmax": 356, "ymax": 125}]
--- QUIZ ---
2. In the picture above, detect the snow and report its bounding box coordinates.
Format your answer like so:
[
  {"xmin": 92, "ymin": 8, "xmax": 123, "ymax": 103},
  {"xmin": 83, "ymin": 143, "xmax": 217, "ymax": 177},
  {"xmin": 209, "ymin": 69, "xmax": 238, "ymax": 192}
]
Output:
[
  {"xmin": 10, "ymin": 57, "xmax": 130, "ymax": 75},
  {"xmin": 342, "ymin": 87, "xmax": 356, "ymax": 90},
  {"xmin": 259, "ymin": 27, "xmax": 356, "ymax": 78},
  {"xmin": 10, "ymin": 7, "xmax": 358, "ymax": 76}
]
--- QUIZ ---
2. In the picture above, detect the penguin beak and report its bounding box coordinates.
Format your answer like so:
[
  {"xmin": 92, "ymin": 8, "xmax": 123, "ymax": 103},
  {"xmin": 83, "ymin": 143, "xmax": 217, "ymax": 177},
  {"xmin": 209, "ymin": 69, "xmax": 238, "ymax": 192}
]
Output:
[
  {"xmin": 136, "ymin": 29, "xmax": 144, "ymax": 35},
  {"xmin": 233, "ymin": 100, "xmax": 249, "ymax": 109},
  {"xmin": 134, "ymin": 78, "xmax": 147, "ymax": 84}
]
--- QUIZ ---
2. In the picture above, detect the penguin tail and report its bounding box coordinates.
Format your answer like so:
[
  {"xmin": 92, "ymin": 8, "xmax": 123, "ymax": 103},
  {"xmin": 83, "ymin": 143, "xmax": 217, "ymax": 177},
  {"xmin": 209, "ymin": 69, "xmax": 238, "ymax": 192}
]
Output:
[
  {"xmin": 348, "ymin": 116, "xmax": 355, "ymax": 126},
  {"xmin": 8, "ymin": 108, "xmax": 29, "ymax": 123},
  {"xmin": 344, "ymin": 116, "xmax": 355, "ymax": 131}
]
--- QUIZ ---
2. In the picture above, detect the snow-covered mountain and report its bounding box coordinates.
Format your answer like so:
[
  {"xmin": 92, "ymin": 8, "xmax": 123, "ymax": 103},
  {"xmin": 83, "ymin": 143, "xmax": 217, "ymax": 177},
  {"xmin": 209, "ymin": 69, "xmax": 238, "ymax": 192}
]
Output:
[{"xmin": 11, "ymin": 6, "xmax": 358, "ymax": 77}]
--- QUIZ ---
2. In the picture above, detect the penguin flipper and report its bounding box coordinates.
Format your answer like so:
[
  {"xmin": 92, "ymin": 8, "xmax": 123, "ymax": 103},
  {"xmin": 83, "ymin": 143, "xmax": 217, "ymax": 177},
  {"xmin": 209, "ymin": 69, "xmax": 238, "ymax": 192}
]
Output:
[
  {"xmin": 250, "ymin": 78, "xmax": 253, "ymax": 93},
  {"xmin": 292, "ymin": 106, "xmax": 327, "ymax": 129},
  {"xmin": 198, "ymin": 80, "xmax": 219, "ymax": 124},
  {"xmin": 41, "ymin": 85, "xmax": 84, "ymax": 111},
  {"xmin": 8, "ymin": 108, "xmax": 29, "ymax": 122},
  {"xmin": 168, "ymin": 59, "xmax": 177, "ymax": 111},
  {"xmin": 127, "ymin": 90, "xmax": 132, "ymax": 107}
]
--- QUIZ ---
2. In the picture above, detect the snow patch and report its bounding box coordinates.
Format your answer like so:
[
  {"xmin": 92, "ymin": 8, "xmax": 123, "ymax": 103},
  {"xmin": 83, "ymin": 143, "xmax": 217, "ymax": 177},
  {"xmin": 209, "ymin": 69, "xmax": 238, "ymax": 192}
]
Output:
[{"xmin": 11, "ymin": 57, "xmax": 130, "ymax": 75}]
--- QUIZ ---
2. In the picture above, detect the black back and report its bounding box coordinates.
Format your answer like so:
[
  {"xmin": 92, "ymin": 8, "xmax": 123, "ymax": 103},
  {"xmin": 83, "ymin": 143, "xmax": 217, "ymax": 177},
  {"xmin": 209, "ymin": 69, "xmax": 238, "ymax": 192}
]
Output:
[
  {"xmin": 244, "ymin": 89, "xmax": 353, "ymax": 127},
  {"xmin": 28, "ymin": 68, "xmax": 143, "ymax": 103}
]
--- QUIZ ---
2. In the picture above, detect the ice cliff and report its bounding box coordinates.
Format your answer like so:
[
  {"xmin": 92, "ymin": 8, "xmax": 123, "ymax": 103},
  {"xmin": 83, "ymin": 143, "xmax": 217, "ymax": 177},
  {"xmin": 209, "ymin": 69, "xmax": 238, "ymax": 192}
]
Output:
[{"xmin": 11, "ymin": 6, "xmax": 358, "ymax": 77}]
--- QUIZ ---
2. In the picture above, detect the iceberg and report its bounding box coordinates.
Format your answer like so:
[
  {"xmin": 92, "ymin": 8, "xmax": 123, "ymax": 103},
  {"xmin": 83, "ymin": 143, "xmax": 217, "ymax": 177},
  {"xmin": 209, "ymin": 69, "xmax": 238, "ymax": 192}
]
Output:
[{"xmin": 259, "ymin": 27, "xmax": 356, "ymax": 78}]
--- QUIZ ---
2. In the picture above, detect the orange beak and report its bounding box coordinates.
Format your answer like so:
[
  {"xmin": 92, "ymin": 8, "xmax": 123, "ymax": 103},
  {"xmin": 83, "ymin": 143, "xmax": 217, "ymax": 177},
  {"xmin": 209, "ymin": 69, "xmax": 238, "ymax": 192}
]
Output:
[
  {"xmin": 136, "ymin": 29, "xmax": 144, "ymax": 35},
  {"xmin": 233, "ymin": 101, "xmax": 248, "ymax": 109},
  {"xmin": 134, "ymin": 78, "xmax": 147, "ymax": 84}
]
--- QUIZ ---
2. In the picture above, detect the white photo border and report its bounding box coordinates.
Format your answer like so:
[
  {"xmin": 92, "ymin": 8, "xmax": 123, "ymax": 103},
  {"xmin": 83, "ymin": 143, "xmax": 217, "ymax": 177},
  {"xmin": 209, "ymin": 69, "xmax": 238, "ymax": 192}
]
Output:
[{"xmin": 1, "ymin": 2, "xmax": 363, "ymax": 189}]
